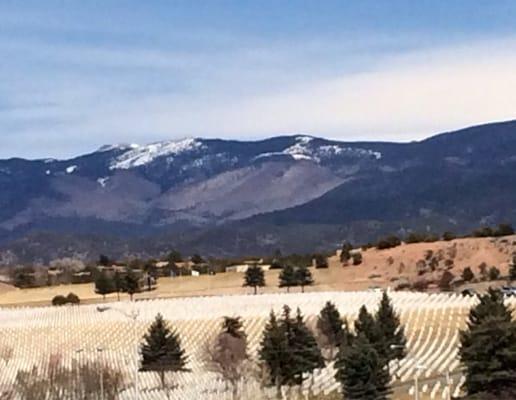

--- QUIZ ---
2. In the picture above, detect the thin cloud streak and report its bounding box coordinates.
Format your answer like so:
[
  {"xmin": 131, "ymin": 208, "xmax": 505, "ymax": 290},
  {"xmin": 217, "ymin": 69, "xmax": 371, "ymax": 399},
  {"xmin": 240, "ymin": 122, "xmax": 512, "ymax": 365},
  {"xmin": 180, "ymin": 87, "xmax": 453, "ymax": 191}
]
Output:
[{"xmin": 2, "ymin": 36, "xmax": 516, "ymax": 158}]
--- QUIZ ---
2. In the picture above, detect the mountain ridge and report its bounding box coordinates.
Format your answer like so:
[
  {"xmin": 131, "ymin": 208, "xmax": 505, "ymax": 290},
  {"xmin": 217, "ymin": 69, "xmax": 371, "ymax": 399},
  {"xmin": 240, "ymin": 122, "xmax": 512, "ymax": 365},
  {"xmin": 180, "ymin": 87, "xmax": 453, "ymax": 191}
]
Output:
[{"xmin": 2, "ymin": 119, "xmax": 516, "ymax": 263}]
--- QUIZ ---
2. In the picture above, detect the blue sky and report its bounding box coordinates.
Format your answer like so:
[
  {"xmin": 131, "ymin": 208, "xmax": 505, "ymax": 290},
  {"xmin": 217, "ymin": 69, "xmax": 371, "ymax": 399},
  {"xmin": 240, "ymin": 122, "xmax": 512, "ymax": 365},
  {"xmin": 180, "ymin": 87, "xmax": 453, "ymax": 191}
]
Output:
[{"xmin": 2, "ymin": 1, "xmax": 516, "ymax": 159}]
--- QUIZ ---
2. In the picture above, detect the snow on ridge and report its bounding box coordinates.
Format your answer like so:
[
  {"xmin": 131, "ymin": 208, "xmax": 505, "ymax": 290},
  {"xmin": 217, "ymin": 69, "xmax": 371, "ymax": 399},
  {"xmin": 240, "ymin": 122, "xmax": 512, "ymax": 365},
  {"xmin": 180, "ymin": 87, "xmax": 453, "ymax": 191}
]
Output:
[
  {"xmin": 319, "ymin": 145, "xmax": 382, "ymax": 160},
  {"xmin": 110, "ymin": 138, "xmax": 203, "ymax": 170},
  {"xmin": 253, "ymin": 136, "xmax": 382, "ymax": 163},
  {"xmin": 97, "ymin": 143, "xmax": 140, "ymax": 153}
]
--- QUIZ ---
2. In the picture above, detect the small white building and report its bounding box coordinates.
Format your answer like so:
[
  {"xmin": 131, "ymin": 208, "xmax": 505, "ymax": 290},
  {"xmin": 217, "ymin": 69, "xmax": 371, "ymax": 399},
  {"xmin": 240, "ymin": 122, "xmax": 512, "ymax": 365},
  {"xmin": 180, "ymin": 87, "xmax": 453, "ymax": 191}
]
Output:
[{"xmin": 226, "ymin": 263, "xmax": 272, "ymax": 273}]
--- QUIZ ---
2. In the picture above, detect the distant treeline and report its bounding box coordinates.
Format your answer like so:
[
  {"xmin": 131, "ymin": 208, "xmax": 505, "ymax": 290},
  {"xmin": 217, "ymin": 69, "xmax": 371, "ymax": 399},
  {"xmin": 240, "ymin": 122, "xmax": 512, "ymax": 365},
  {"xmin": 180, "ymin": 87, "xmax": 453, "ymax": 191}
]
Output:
[{"xmin": 340, "ymin": 223, "xmax": 515, "ymax": 255}]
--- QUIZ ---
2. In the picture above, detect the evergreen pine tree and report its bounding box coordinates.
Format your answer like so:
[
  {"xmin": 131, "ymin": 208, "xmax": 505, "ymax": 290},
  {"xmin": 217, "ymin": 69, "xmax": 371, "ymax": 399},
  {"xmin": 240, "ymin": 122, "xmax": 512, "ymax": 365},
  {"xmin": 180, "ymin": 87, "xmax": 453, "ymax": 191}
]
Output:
[
  {"xmin": 460, "ymin": 288, "xmax": 516, "ymax": 396},
  {"xmin": 354, "ymin": 306, "xmax": 380, "ymax": 344},
  {"xmin": 167, "ymin": 250, "xmax": 182, "ymax": 263},
  {"xmin": 258, "ymin": 311, "xmax": 289, "ymax": 397},
  {"xmin": 335, "ymin": 333, "xmax": 391, "ymax": 400},
  {"xmin": 140, "ymin": 313, "xmax": 188, "ymax": 389},
  {"xmin": 279, "ymin": 265, "xmax": 297, "ymax": 292},
  {"xmin": 94, "ymin": 272, "xmax": 114, "ymax": 300},
  {"xmin": 295, "ymin": 265, "xmax": 314, "ymax": 293},
  {"xmin": 317, "ymin": 301, "xmax": 350, "ymax": 359},
  {"xmin": 243, "ymin": 265, "xmax": 265, "ymax": 295},
  {"xmin": 340, "ymin": 242, "xmax": 353, "ymax": 264},
  {"xmin": 278, "ymin": 305, "xmax": 298, "ymax": 386},
  {"xmin": 290, "ymin": 308, "xmax": 325, "ymax": 384},
  {"xmin": 355, "ymin": 305, "xmax": 385, "ymax": 367},
  {"xmin": 375, "ymin": 291, "xmax": 406, "ymax": 362},
  {"xmin": 467, "ymin": 287, "xmax": 512, "ymax": 327},
  {"xmin": 124, "ymin": 268, "xmax": 140, "ymax": 301}
]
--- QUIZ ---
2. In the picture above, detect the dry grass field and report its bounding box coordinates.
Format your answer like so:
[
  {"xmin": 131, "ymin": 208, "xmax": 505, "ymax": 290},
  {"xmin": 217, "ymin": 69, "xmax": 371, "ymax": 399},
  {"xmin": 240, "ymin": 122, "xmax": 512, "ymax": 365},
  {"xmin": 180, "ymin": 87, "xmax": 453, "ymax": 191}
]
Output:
[{"xmin": 0, "ymin": 235, "xmax": 514, "ymax": 307}]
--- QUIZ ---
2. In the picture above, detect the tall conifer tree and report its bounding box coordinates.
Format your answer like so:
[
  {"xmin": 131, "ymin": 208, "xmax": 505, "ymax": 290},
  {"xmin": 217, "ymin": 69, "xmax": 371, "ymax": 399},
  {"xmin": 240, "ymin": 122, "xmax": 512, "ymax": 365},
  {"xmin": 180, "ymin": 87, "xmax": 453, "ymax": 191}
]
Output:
[
  {"xmin": 243, "ymin": 265, "xmax": 265, "ymax": 295},
  {"xmin": 258, "ymin": 311, "xmax": 288, "ymax": 397},
  {"xmin": 460, "ymin": 288, "xmax": 516, "ymax": 397},
  {"xmin": 317, "ymin": 301, "xmax": 352, "ymax": 359},
  {"xmin": 290, "ymin": 308, "xmax": 325, "ymax": 383},
  {"xmin": 375, "ymin": 292, "xmax": 406, "ymax": 362},
  {"xmin": 279, "ymin": 265, "xmax": 297, "ymax": 292},
  {"xmin": 140, "ymin": 313, "xmax": 188, "ymax": 389},
  {"xmin": 335, "ymin": 333, "xmax": 391, "ymax": 400},
  {"xmin": 295, "ymin": 265, "xmax": 314, "ymax": 293}
]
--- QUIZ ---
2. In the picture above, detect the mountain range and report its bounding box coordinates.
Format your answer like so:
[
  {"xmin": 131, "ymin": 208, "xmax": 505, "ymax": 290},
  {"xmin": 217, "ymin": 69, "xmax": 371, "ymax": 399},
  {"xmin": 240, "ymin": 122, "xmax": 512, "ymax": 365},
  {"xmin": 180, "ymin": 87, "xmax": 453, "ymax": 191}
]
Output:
[{"xmin": 2, "ymin": 119, "xmax": 516, "ymax": 264}]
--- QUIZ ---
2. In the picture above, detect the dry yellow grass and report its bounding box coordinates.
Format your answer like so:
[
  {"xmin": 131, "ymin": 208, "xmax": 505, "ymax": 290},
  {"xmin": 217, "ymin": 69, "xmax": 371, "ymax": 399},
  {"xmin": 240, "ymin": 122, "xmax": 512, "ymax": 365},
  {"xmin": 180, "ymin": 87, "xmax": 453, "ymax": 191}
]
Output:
[
  {"xmin": 1, "ymin": 234, "xmax": 514, "ymax": 307},
  {"xmin": 329, "ymin": 235, "xmax": 516, "ymax": 287}
]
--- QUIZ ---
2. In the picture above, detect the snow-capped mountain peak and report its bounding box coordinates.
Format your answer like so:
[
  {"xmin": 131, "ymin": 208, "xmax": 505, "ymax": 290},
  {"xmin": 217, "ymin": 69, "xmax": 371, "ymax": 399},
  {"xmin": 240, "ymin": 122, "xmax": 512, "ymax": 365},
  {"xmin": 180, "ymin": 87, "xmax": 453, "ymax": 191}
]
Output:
[
  {"xmin": 110, "ymin": 138, "xmax": 203, "ymax": 170},
  {"xmin": 253, "ymin": 135, "xmax": 382, "ymax": 163}
]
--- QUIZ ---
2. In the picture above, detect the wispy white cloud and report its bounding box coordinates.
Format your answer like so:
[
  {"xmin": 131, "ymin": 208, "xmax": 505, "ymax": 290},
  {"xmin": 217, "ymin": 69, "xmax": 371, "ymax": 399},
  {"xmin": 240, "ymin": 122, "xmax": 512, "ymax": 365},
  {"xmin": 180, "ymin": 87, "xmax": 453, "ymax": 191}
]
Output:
[{"xmin": 2, "ymin": 30, "xmax": 516, "ymax": 158}]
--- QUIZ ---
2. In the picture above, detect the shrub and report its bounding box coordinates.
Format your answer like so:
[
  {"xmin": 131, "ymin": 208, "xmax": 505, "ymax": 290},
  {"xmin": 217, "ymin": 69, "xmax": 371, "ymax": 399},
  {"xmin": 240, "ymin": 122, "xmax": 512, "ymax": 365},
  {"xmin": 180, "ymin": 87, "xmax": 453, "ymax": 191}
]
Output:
[
  {"xmin": 442, "ymin": 231, "xmax": 456, "ymax": 241},
  {"xmin": 438, "ymin": 271, "xmax": 455, "ymax": 291},
  {"xmin": 361, "ymin": 243, "xmax": 374, "ymax": 251},
  {"xmin": 314, "ymin": 254, "xmax": 329, "ymax": 269},
  {"xmin": 488, "ymin": 266, "xmax": 501, "ymax": 281},
  {"xmin": 395, "ymin": 282, "xmax": 411, "ymax": 291},
  {"xmin": 494, "ymin": 223, "xmax": 514, "ymax": 237},
  {"xmin": 472, "ymin": 224, "xmax": 515, "ymax": 238},
  {"xmin": 376, "ymin": 235, "xmax": 401, "ymax": 250},
  {"xmin": 416, "ymin": 259, "xmax": 427, "ymax": 275},
  {"xmin": 52, "ymin": 293, "xmax": 80, "ymax": 306},
  {"xmin": 473, "ymin": 226, "xmax": 494, "ymax": 238},
  {"xmin": 352, "ymin": 252, "xmax": 362, "ymax": 266},
  {"xmin": 66, "ymin": 292, "xmax": 80, "ymax": 305},
  {"xmin": 462, "ymin": 267, "xmax": 475, "ymax": 282},
  {"xmin": 426, "ymin": 257, "xmax": 437, "ymax": 271},
  {"xmin": 478, "ymin": 262, "xmax": 488, "ymax": 279},
  {"xmin": 424, "ymin": 234, "xmax": 439, "ymax": 243},
  {"xmin": 52, "ymin": 295, "xmax": 68, "ymax": 306},
  {"xmin": 405, "ymin": 232, "xmax": 438, "ymax": 243},
  {"xmin": 411, "ymin": 279, "xmax": 429, "ymax": 292},
  {"xmin": 405, "ymin": 232, "xmax": 426, "ymax": 244}
]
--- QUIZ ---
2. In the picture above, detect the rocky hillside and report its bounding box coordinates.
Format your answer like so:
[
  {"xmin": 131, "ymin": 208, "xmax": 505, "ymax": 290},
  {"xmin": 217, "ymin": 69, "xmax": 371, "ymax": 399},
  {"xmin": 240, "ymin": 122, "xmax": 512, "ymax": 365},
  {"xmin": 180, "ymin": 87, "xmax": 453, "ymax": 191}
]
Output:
[{"xmin": 2, "ymin": 120, "xmax": 516, "ymax": 262}]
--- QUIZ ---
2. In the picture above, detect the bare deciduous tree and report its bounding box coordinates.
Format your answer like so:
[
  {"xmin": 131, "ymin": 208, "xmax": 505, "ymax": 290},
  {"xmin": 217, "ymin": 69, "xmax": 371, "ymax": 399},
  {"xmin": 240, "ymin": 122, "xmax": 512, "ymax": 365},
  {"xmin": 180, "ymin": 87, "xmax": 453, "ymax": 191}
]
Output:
[
  {"xmin": 8, "ymin": 355, "xmax": 124, "ymax": 400},
  {"xmin": 203, "ymin": 317, "xmax": 250, "ymax": 399}
]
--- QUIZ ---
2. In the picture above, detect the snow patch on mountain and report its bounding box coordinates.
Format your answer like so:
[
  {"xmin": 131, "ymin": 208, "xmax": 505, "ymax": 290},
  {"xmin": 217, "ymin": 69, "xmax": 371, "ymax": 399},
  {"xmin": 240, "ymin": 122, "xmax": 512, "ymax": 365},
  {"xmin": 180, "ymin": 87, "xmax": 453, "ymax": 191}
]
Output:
[
  {"xmin": 319, "ymin": 145, "xmax": 382, "ymax": 160},
  {"xmin": 66, "ymin": 165, "xmax": 77, "ymax": 174},
  {"xmin": 97, "ymin": 177, "xmax": 109, "ymax": 187},
  {"xmin": 110, "ymin": 138, "xmax": 203, "ymax": 170},
  {"xmin": 97, "ymin": 143, "xmax": 139, "ymax": 153},
  {"xmin": 253, "ymin": 136, "xmax": 382, "ymax": 163}
]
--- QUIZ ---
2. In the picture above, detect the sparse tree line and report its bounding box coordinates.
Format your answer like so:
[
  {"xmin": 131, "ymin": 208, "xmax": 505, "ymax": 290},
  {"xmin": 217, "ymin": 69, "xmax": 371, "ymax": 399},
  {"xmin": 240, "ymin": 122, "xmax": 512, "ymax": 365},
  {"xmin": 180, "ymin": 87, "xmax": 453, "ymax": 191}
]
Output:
[
  {"xmin": 350, "ymin": 222, "xmax": 516, "ymax": 253},
  {"xmin": 94, "ymin": 268, "xmax": 142, "ymax": 301},
  {"xmin": 243, "ymin": 264, "xmax": 315, "ymax": 294},
  {"xmin": 416, "ymin": 254, "xmax": 516, "ymax": 293}
]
